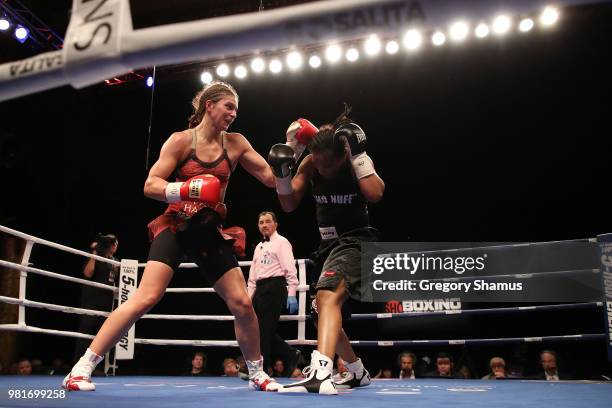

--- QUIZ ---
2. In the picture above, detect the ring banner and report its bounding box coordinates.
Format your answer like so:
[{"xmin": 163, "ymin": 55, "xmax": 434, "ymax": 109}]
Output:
[
  {"xmin": 115, "ymin": 259, "xmax": 138, "ymax": 360},
  {"xmin": 597, "ymin": 233, "xmax": 612, "ymax": 362},
  {"xmin": 361, "ymin": 241, "xmax": 602, "ymax": 303}
]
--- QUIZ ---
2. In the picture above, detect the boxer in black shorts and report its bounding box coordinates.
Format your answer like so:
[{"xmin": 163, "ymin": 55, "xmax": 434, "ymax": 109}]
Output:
[{"xmin": 268, "ymin": 105, "xmax": 385, "ymax": 394}]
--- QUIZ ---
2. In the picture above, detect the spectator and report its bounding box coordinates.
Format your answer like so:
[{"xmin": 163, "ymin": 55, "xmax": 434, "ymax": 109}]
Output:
[
  {"xmin": 397, "ymin": 352, "xmax": 417, "ymax": 379},
  {"xmin": 374, "ymin": 368, "xmax": 394, "ymax": 379},
  {"xmin": 17, "ymin": 358, "xmax": 32, "ymax": 375},
  {"xmin": 538, "ymin": 350, "xmax": 571, "ymax": 381},
  {"xmin": 236, "ymin": 356, "xmax": 249, "ymax": 380},
  {"xmin": 272, "ymin": 359, "xmax": 285, "ymax": 377},
  {"xmin": 290, "ymin": 367, "xmax": 304, "ymax": 379},
  {"xmin": 482, "ymin": 357, "xmax": 507, "ymax": 380},
  {"xmin": 222, "ymin": 358, "xmax": 239, "ymax": 377},
  {"xmin": 457, "ymin": 364, "xmax": 472, "ymax": 379},
  {"xmin": 185, "ymin": 351, "xmax": 210, "ymax": 376},
  {"xmin": 428, "ymin": 353, "xmax": 456, "ymax": 378},
  {"xmin": 49, "ymin": 358, "xmax": 70, "ymax": 376},
  {"xmin": 74, "ymin": 234, "xmax": 119, "ymax": 364}
]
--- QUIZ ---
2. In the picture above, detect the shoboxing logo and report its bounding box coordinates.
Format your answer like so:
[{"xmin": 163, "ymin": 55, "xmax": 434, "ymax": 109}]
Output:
[{"xmin": 385, "ymin": 298, "xmax": 462, "ymax": 313}]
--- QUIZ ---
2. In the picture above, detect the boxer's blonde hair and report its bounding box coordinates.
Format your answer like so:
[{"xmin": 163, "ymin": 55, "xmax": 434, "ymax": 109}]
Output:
[{"xmin": 188, "ymin": 81, "xmax": 239, "ymax": 128}]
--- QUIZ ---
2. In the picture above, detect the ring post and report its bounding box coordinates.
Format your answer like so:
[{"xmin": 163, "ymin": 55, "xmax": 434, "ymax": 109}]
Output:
[{"xmin": 597, "ymin": 233, "xmax": 612, "ymax": 362}]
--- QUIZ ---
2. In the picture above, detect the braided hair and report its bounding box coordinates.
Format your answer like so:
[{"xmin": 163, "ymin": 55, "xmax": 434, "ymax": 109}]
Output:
[{"xmin": 307, "ymin": 103, "xmax": 353, "ymax": 157}]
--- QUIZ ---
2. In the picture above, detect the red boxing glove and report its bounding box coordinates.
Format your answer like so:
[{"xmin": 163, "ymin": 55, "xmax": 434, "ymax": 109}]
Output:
[
  {"xmin": 286, "ymin": 118, "xmax": 318, "ymax": 161},
  {"xmin": 165, "ymin": 174, "xmax": 221, "ymax": 204}
]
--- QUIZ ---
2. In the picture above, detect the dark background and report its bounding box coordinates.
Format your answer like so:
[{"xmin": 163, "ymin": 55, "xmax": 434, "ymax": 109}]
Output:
[{"xmin": 0, "ymin": 1, "xmax": 611, "ymax": 378}]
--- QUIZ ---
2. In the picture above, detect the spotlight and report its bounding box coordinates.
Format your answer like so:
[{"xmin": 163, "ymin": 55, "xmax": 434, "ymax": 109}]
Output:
[
  {"xmin": 234, "ymin": 65, "xmax": 247, "ymax": 79},
  {"xmin": 200, "ymin": 71, "xmax": 213, "ymax": 84},
  {"xmin": 431, "ymin": 31, "xmax": 446, "ymax": 46},
  {"xmin": 492, "ymin": 15, "xmax": 512, "ymax": 35},
  {"xmin": 385, "ymin": 40, "xmax": 399, "ymax": 54},
  {"xmin": 325, "ymin": 45, "xmax": 342, "ymax": 63},
  {"xmin": 14, "ymin": 25, "xmax": 29, "ymax": 43},
  {"xmin": 403, "ymin": 29, "xmax": 423, "ymax": 50},
  {"xmin": 251, "ymin": 57, "xmax": 265, "ymax": 74},
  {"xmin": 540, "ymin": 6, "xmax": 559, "ymax": 27},
  {"xmin": 146, "ymin": 76, "xmax": 154, "ymax": 87},
  {"xmin": 449, "ymin": 21, "xmax": 469, "ymax": 42},
  {"xmin": 475, "ymin": 23, "xmax": 490, "ymax": 38},
  {"xmin": 216, "ymin": 64, "xmax": 230, "ymax": 77},
  {"xmin": 519, "ymin": 18, "xmax": 534, "ymax": 32},
  {"xmin": 0, "ymin": 18, "xmax": 10, "ymax": 31},
  {"xmin": 269, "ymin": 59, "xmax": 282, "ymax": 74},
  {"xmin": 346, "ymin": 48, "xmax": 359, "ymax": 62},
  {"xmin": 364, "ymin": 35, "xmax": 382, "ymax": 55},
  {"xmin": 308, "ymin": 55, "xmax": 322, "ymax": 68},
  {"xmin": 286, "ymin": 51, "xmax": 303, "ymax": 70}
]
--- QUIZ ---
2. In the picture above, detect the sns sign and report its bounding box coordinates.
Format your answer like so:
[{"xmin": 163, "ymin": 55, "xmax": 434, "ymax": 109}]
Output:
[{"xmin": 115, "ymin": 259, "xmax": 138, "ymax": 360}]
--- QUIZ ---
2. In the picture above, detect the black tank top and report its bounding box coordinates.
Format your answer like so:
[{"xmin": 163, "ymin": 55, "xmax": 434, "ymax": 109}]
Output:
[{"xmin": 311, "ymin": 160, "xmax": 369, "ymax": 240}]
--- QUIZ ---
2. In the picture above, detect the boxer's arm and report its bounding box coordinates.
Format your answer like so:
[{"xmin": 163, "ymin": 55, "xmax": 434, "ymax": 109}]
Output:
[
  {"xmin": 236, "ymin": 134, "xmax": 276, "ymax": 187},
  {"xmin": 277, "ymin": 155, "xmax": 313, "ymax": 212},
  {"xmin": 144, "ymin": 132, "xmax": 188, "ymax": 201},
  {"xmin": 358, "ymin": 172, "xmax": 385, "ymax": 203}
]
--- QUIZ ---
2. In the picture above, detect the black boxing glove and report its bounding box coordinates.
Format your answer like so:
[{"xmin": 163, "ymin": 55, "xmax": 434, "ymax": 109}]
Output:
[
  {"xmin": 268, "ymin": 143, "xmax": 296, "ymax": 195},
  {"xmin": 335, "ymin": 122, "xmax": 375, "ymax": 179}
]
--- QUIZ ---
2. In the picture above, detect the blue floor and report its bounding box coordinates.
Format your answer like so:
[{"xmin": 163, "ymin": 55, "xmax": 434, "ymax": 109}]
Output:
[{"xmin": 0, "ymin": 376, "xmax": 611, "ymax": 408}]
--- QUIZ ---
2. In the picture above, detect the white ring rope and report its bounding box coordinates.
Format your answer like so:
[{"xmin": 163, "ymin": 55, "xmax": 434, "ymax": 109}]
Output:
[
  {"xmin": 0, "ymin": 258, "xmax": 118, "ymax": 292},
  {"xmin": 0, "ymin": 225, "xmax": 607, "ymax": 350},
  {"xmin": 0, "ymin": 0, "xmax": 606, "ymax": 101},
  {"xmin": 0, "ymin": 225, "xmax": 121, "ymax": 267},
  {"xmin": 376, "ymin": 237, "xmax": 597, "ymax": 259}
]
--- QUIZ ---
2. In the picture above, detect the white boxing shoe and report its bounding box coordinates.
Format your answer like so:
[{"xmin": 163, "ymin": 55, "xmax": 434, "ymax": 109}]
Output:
[
  {"xmin": 62, "ymin": 372, "xmax": 95, "ymax": 391},
  {"xmin": 248, "ymin": 370, "xmax": 281, "ymax": 392}
]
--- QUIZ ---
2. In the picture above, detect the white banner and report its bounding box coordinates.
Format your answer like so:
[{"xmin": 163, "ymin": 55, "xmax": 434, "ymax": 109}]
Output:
[{"xmin": 115, "ymin": 258, "xmax": 138, "ymax": 360}]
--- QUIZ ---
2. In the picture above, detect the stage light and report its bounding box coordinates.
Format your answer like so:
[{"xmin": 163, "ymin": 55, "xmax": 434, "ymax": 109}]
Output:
[
  {"xmin": 519, "ymin": 18, "xmax": 534, "ymax": 32},
  {"xmin": 0, "ymin": 18, "xmax": 10, "ymax": 31},
  {"xmin": 431, "ymin": 31, "xmax": 446, "ymax": 46},
  {"xmin": 403, "ymin": 29, "xmax": 423, "ymax": 50},
  {"xmin": 492, "ymin": 15, "xmax": 512, "ymax": 35},
  {"xmin": 14, "ymin": 25, "xmax": 28, "ymax": 43},
  {"xmin": 540, "ymin": 6, "xmax": 560, "ymax": 26},
  {"xmin": 364, "ymin": 35, "xmax": 382, "ymax": 55},
  {"xmin": 146, "ymin": 76, "xmax": 154, "ymax": 87},
  {"xmin": 346, "ymin": 48, "xmax": 359, "ymax": 62},
  {"xmin": 200, "ymin": 71, "xmax": 213, "ymax": 84},
  {"xmin": 308, "ymin": 55, "xmax": 322, "ymax": 68},
  {"xmin": 216, "ymin": 64, "xmax": 230, "ymax": 77},
  {"xmin": 250, "ymin": 57, "xmax": 265, "ymax": 73},
  {"xmin": 269, "ymin": 59, "xmax": 282, "ymax": 74},
  {"xmin": 475, "ymin": 23, "xmax": 490, "ymax": 38},
  {"xmin": 385, "ymin": 40, "xmax": 399, "ymax": 54},
  {"xmin": 286, "ymin": 51, "xmax": 303, "ymax": 70},
  {"xmin": 325, "ymin": 44, "xmax": 342, "ymax": 63},
  {"xmin": 449, "ymin": 21, "xmax": 469, "ymax": 42},
  {"xmin": 234, "ymin": 65, "xmax": 247, "ymax": 79}
]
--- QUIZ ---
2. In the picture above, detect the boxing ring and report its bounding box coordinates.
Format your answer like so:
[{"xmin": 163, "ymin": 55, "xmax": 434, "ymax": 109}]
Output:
[
  {"xmin": 2, "ymin": 0, "xmax": 612, "ymax": 406},
  {"xmin": 1, "ymin": 224, "xmax": 612, "ymax": 406},
  {"xmin": 2, "ymin": 376, "xmax": 612, "ymax": 408}
]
